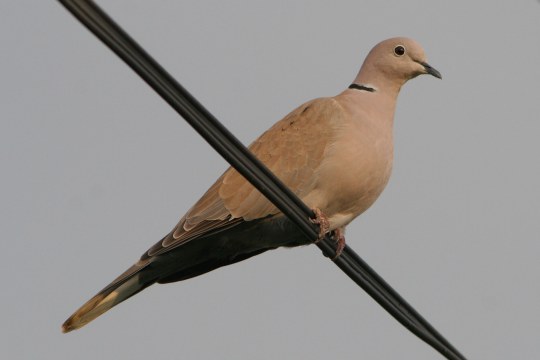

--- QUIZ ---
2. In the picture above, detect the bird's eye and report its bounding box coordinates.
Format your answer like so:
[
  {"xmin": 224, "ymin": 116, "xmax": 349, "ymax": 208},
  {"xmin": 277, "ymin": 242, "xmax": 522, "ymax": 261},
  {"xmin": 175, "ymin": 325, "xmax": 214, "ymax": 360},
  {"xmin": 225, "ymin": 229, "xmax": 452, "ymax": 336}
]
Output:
[{"xmin": 394, "ymin": 45, "xmax": 405, "ymax": 56}]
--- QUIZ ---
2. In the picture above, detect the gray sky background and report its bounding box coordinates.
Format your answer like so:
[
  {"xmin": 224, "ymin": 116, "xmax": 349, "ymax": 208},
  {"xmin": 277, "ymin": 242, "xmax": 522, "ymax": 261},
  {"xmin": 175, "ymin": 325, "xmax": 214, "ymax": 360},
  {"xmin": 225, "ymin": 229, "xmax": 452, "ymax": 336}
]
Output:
[{"xmin": 2, "ymin": 1, "xmax": 539, "ymax": 359}]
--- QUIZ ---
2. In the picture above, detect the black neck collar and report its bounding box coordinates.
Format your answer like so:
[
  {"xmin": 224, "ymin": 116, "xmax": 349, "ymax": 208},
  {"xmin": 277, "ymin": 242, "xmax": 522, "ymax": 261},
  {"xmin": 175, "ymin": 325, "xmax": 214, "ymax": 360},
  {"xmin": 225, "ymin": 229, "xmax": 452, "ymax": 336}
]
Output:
[{"xmin": 348, "ymin": 83, "xmax": 375, "ymax": 92}]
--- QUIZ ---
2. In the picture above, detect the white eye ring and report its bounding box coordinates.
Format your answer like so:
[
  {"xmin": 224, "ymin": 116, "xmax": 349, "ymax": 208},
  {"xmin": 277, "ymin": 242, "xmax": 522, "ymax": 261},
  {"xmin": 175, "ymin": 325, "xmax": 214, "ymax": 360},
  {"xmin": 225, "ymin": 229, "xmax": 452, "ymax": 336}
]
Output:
[{"xmin": 394, "ymin": 45, "xmax": 406, "ymax": 56}]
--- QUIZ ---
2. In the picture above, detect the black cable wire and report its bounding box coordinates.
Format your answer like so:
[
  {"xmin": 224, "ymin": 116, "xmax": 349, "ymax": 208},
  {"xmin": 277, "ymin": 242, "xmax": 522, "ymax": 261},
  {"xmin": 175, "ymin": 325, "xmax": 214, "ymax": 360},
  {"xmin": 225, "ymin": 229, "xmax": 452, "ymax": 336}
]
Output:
[{"xmin": 56, "ymin": 1, "xmax": 467, "ymax": 359}]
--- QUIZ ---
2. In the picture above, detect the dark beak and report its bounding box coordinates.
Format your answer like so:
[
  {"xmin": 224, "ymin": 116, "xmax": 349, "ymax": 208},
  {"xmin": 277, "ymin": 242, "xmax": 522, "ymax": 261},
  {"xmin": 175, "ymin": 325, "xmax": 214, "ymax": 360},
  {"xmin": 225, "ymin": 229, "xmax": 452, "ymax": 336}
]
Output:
[{"xmin": 421, "ymin": 62, "xmax": 442, "ymax": 79}]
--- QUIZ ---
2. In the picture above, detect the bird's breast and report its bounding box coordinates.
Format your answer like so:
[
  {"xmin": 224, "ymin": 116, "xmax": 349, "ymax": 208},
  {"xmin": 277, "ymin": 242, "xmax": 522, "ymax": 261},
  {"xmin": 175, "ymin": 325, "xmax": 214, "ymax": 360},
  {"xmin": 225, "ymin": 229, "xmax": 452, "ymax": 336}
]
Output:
[{"xmin": 305, "ymin": 117, "xmax": 394, "ymax": 229}]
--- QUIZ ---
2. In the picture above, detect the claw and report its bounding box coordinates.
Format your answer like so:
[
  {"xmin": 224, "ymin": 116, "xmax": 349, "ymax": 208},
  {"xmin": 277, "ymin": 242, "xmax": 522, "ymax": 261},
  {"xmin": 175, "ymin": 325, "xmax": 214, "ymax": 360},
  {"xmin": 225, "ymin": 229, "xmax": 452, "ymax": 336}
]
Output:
[
  {"xmin": 310, "ymin": 207, "xmax": 330, "ymax": 241},
  {"xmin": 331, "ymin": 227, "xmax": 346, "ymax": 260},
  {"xmin": 310, "ymin": 208, "xmax": 345, "ymax": 259}
]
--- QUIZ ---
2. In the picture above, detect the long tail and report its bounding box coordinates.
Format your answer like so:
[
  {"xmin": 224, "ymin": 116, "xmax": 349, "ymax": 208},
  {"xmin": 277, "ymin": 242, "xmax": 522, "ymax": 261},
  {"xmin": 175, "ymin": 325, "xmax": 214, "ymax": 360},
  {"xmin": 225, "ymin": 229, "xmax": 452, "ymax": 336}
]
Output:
[
  {"xmin": 62, "ymin": 260, "xmax": 156, "ymax": 333},
  {"xmin": 61, "ymin": 217, "xmax": 292, "ymax": 332}
]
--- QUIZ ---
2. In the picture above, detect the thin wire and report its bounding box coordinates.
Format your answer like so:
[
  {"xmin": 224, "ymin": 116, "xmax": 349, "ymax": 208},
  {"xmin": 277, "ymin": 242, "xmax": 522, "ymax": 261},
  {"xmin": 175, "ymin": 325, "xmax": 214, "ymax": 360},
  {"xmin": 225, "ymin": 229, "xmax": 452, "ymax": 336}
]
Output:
[{"xmin": 56, "ymin": 1, "xmax": 467, "ymax": 359}]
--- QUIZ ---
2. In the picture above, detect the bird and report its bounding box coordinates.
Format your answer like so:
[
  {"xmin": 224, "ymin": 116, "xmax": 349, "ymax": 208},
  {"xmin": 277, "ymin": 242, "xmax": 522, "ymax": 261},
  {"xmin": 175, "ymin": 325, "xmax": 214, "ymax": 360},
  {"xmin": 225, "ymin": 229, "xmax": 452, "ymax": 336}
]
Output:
[{"xmin": 62, "ymin": 37, "xmax": 441, "ymax": 333}]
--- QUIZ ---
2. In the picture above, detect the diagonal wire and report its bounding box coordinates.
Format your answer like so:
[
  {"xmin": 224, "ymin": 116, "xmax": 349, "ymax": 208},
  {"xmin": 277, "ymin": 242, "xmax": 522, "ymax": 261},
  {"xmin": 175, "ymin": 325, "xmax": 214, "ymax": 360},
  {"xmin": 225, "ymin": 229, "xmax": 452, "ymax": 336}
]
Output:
[{"xmin": 56, "ymin": 1, "xmax": 467, "ymax": 359}]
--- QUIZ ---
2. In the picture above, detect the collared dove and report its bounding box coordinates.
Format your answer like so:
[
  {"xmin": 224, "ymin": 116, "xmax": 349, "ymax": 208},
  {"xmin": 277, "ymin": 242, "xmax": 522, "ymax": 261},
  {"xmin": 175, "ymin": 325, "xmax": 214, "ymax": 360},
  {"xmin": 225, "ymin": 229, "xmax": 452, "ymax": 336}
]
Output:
[{"xmin": 62, "ymin": 37, "xmax": 441, "ymax": 333}]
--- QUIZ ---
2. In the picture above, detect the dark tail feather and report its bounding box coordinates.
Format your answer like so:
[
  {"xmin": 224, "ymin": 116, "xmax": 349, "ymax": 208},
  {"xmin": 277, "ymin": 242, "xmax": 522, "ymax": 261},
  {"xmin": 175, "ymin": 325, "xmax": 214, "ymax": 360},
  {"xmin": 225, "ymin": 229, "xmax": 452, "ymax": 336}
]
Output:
[
  {"xmin": 62, "ymin": 261, "xmax": 156, "ymax": 333},
  {"xmin": 158, "ymin": 247, "xmax": 271, "ymax": 284}
]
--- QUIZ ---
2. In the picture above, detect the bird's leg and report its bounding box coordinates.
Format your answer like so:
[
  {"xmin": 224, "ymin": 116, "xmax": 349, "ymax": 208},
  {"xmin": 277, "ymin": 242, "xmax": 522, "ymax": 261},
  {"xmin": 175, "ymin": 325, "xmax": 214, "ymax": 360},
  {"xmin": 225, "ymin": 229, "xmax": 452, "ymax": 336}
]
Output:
[
  {"xmin": 331, "ymin": 227, "xmax": 346, "ymax": 260},
  {"xmin": 310, "ymin": 208, "xmax": 346, "ymax": 259},
  {"xmin": 310, "ymin": 207, "xmax": 330, "ymax": 241}
]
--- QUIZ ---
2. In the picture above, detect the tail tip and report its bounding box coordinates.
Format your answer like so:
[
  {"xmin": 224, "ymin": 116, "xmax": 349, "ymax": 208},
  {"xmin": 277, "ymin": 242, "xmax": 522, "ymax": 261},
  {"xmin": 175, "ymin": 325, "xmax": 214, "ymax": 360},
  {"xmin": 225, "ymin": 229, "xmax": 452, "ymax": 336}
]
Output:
[
  {"xmin": 61, "ymin": 321, "xmax": 74, "ymax": 334},
  {"xmin": 61, "ymin": 311, "xmax": 89, "ymax": 333},
  {"xmin": 60, "ymin": 265, "xmax": 150, "ymax": 333},
  {"xmin": 60, "ymin": 292, "xmax": 113, "ymax": 334}
]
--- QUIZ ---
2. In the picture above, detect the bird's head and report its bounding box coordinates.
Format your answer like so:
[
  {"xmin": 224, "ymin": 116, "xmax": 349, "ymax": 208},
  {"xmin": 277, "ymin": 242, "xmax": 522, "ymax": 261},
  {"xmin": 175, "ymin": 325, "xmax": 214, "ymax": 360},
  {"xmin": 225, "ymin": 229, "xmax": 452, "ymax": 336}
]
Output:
[{"xmin": 355, "ymin": 37, "xmax": 441, "ymax": 92}]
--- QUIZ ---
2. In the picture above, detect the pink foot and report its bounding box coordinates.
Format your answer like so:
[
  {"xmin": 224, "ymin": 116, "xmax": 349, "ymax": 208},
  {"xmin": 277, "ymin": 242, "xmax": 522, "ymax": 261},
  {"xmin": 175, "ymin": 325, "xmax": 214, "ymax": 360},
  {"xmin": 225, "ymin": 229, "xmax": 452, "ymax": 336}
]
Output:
[
  {"xmin": 331, "ymin": 227, "xmax": 346, "ymax": 260},
  {"xmin": 310, "ymin": 208, "xmax": 345, "ymax": 259},
  {"xmin": 310, "ymin": 207, "xmax": 330, "ymax": 241}
]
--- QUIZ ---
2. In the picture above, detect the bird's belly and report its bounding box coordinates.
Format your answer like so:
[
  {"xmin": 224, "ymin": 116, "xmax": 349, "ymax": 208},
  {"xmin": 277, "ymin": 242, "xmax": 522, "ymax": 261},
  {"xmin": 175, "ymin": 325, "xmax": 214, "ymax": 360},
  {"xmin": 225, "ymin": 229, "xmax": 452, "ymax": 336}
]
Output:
[
  {"xmin": 330, "ymin": 161, "xmax": 392, "ymax": 228},
  {"xmin": 304, "ymin": 131, "xmax": 393, "ymax": 230}
]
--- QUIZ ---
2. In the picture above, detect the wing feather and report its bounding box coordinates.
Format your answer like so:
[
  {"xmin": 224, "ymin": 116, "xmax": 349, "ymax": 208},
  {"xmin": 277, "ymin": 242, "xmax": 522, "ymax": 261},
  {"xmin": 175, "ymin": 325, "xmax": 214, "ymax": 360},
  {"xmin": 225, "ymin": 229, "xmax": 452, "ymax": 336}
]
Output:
[{"xmin": 146, "ymin": 97, "xmax": 344, "ymax": 257}]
